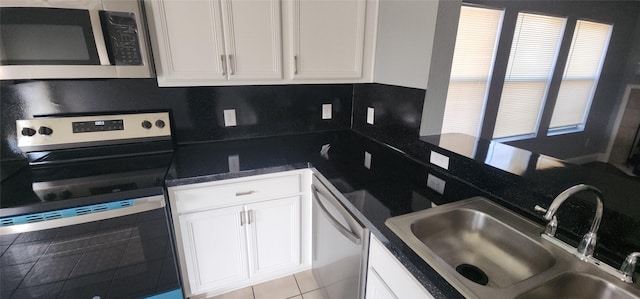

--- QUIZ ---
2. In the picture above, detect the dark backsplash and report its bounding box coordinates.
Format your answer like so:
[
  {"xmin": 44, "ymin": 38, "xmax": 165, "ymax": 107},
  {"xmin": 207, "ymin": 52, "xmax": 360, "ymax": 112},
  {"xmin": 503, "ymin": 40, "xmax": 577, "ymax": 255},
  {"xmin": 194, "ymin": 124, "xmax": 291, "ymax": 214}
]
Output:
[
  {"xmin": 0, "ymin": 79, "xmax": 354, "ymax": 160},
  {"xmin": 352, "ymin": 83, "xmax": 426, "ymax": 148}
]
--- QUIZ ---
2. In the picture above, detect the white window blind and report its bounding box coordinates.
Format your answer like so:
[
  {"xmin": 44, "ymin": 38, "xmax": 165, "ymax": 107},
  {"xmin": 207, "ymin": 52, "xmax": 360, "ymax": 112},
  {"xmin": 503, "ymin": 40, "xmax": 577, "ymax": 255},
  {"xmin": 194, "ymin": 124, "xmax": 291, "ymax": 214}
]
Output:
[
  {"xmin": 441, "ymin": 5, "xmax": 503, "ymax": 136},
  {"xmin": 493, "ymin": 13, "xmax": 566, "ymax": 139},
  {"xmin": 549, "ymin": 20, "xmax": 613, "ymax": 132}
]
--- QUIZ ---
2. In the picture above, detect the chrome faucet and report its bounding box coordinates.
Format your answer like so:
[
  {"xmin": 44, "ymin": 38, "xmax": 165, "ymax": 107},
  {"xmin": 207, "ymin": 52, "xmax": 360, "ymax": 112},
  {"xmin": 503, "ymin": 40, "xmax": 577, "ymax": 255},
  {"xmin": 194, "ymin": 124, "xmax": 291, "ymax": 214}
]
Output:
[
  {"xmin": 620, "ymin": 252, "xmax": 640, "ymax": 283},
  {"xmin": 535, "ymin": 184, "xmax": 604, "ymax": 260}
]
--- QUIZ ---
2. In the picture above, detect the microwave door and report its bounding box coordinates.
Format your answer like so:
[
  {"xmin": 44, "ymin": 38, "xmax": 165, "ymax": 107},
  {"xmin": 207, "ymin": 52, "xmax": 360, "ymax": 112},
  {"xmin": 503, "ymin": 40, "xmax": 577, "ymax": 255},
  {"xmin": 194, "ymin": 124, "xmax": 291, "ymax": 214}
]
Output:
[{"xmin": 0, "ymin": 2, "xmax": 152, "ymax": 80}]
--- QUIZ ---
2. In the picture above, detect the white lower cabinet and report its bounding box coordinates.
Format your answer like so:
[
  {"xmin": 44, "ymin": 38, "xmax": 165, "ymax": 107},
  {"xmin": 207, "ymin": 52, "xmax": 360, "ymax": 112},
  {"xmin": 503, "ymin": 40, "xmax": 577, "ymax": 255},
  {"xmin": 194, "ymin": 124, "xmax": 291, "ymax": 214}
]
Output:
[
  {"xmin": 180, "ymin": 205, "xmax": 250, "ymax": 293},
  {"xmin": 168, "ymin": 170, "xmax": 310, "ymax": 297},
  {"xmin": 366, "ymin": 235, "xmax": 434, "ymax": 299},
  {"xmin": 247, "ymin": 196, "xmax": 301, "ymax": 277}
]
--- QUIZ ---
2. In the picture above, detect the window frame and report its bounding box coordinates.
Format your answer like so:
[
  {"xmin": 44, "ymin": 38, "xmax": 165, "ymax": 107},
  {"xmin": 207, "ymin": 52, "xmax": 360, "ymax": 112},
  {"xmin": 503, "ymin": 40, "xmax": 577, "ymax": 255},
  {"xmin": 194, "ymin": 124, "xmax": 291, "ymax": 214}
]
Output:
[{"xmin": 546, "ymin": 19, "xmax": 614, "ymax": 136}]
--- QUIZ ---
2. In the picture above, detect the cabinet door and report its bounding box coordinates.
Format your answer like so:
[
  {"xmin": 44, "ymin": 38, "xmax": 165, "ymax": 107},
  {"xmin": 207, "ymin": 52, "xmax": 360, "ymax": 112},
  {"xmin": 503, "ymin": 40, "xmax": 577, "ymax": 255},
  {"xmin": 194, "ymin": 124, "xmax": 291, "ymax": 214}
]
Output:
[
  {"xmin": 146, "ymin": 0, "xmax": 227, "ymax": 86},
  {"xmin": 179, "ymin": 205, "xmax": 249, "ymax": 295},
  {"xmin": 366, "ymin": 268, "xmax": 398, "ymax": 299},
  {"xmin": 290, "ymin": 0, "xmax": 367, "ymax": 79},
  {"xmin": 220, "ymin": 0, "xmax": 282, "ymax": 80},
  {"xmin": 367, "ymin": 236, "xmax": 434, "ymax": 299},
  {"xmin": 246, "ymin": 196, "xmax": 301, "ymax": 277}
]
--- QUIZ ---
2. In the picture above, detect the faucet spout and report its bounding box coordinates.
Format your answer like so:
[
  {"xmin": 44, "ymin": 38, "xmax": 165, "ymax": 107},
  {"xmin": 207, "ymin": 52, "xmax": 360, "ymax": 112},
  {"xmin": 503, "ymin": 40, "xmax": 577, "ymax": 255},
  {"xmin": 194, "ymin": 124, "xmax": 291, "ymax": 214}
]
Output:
[{"xmin": 541, "ymin": 184, "xmax": 604, "ymax": 260}]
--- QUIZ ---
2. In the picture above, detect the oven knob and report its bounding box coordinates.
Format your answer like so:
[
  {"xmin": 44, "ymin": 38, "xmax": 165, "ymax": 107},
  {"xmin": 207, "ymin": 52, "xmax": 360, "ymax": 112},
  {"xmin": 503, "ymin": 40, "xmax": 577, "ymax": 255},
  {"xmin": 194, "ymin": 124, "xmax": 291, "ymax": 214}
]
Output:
[
  {"xmin": 155, "ymin": 120, "xmax": 165, "ymax": 128},
  {"xmin": 38, "ymin": 126, "xmax": 53, "ymax": 136},
  {"xmin": 21, "ymin": 127, "xmax": 37, "ymax": 136},
  {"xmin": 141, "ymin": 120, "xmax": 152, "ymax": 129}
]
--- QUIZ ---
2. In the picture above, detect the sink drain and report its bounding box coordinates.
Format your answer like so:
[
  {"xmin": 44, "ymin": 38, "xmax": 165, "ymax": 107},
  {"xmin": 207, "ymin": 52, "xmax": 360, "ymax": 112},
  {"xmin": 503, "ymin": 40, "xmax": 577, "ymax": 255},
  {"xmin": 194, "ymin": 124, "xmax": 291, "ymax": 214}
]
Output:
[{"xmin": 456, "ymin": 264, "xmax": 489, "ymax": 286}]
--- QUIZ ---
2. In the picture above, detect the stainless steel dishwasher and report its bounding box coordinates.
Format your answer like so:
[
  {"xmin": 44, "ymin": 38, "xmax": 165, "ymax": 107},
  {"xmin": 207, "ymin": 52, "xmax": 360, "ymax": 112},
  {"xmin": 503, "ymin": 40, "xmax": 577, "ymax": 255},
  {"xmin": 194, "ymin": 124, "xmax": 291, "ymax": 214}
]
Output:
[{"xmin": 311, "ymin": 175, "xmax": 369, "ymax": 299}]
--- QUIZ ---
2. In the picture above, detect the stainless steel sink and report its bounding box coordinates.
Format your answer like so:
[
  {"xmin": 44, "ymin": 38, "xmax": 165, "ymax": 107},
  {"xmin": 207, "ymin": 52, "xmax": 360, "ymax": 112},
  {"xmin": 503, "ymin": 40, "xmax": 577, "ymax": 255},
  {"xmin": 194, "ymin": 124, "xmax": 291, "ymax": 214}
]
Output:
[
  {"xmin": 410, "ymin": 208, "xmax": 555, "ymax": 288},
  {"xmin": 385, "ymin": 197, "xmax": 640, "ymax": 299},
  {"xmin": 517, "ymin": 272, "xmax": 638, "ymax": 299}
]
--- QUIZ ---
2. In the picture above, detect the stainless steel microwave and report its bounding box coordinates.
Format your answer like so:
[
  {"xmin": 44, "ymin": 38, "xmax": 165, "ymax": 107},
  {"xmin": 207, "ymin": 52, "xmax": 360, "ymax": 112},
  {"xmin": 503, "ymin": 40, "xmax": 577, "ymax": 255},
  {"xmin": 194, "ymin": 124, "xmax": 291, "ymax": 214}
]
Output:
[{"xmin": 0, "ymin": 0, "xmax": 153, "ymax": 80}]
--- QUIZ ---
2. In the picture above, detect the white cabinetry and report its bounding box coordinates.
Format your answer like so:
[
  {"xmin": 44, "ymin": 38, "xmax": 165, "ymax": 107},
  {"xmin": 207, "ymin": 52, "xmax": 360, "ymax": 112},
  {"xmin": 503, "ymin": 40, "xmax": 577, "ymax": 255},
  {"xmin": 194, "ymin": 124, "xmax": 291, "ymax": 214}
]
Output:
[
  {"xmin": 145, "ymin": 0, "xmax": 377, "ymax": 86},
  {"xmin": 286, "ymin": 0, "xmax": 371, "ymax": 80},
  {"xmin": 247, "ymin": 197, "xmax": 301, "ymax": 277},
  {"xmin": 366, "ymin": 235, "xmax": 434, "ymax": 299},
  {"xmin": 145, "ymin": 0, "xmax": 282, "ymax": 86},
  {"xmin": 179, "ymin": 205, "xmax": 249, "ymax": 291},
  {"xmin": 168, "ymin": 170, "xmax": 311, "ymax": 297}
]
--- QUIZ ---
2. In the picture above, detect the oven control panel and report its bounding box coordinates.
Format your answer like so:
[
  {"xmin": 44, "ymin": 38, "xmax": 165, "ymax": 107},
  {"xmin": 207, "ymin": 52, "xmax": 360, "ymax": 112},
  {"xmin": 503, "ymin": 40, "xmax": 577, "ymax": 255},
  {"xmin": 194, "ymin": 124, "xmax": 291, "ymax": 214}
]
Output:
[{"xmin": 17, "ymin": 112, "xmax": 171, "ymax": 151}]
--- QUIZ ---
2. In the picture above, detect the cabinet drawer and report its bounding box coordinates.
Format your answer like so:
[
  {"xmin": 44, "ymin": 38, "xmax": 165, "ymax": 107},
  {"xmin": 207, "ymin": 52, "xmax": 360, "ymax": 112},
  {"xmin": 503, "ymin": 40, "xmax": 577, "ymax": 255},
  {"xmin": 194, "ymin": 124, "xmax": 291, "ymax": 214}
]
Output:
[{"xmin": 172, "ymin": 172, "xmax": 302, "ymax": 214}]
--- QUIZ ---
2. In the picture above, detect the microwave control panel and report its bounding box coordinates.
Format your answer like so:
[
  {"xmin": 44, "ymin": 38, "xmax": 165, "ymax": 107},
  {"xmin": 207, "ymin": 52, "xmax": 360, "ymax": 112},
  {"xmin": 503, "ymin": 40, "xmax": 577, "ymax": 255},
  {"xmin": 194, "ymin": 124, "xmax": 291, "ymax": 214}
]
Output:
[{"xmin": 100, "ymin": 11, "xmax": 143, "ymax": 66}]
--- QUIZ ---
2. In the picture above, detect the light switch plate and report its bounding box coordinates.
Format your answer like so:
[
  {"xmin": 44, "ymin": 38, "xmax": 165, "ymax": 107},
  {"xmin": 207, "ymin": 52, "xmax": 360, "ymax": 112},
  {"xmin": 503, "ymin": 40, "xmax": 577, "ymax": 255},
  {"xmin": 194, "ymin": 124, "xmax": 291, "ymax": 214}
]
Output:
[
  {"xmin": 364, "ymin": 151, "xmax": 372, "ymax": 169},
  {"xmin": 322, "ymin": 104, "xmax": 332, "ymax": 120},
  {"xmin": 427, "ymin": 174, "xmax": 446, "ymax": 195},
  {"xmin": 228, "ymin": 155, "xmax": 240, "ymax": 172},
  {"xmin": 224, "ymin": 109, "xmax": 237, "ymax": 127},
  {"xmin": 367, "ymin": 107, "xmax": 375, "ymax": 125},
  {"xmin": 430, "ymin": 151, "xmax": 449, "ymax": 170}
]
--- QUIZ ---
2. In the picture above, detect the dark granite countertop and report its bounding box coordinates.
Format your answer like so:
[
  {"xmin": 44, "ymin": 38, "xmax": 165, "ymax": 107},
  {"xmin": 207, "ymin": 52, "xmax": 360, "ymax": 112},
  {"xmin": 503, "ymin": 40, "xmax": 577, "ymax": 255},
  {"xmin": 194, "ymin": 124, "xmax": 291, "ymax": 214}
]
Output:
[{"xmin": 164, "ymin": 129, "xmax": 640, "ymax": 298}]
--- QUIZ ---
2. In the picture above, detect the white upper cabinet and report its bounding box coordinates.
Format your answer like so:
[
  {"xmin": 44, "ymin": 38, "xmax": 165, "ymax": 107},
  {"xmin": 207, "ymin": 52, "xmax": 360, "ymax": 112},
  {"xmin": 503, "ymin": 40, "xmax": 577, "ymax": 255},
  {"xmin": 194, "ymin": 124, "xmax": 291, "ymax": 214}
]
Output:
[
  {"xmin": 145, "ymin": 0, "xmax": 377, "ymax": 86},
  {"xmin": 287, "ymin": 0, "xmax": 367, "ymax": 80},
  {"xmin": 145, "ymin": 0, "xmax": 282, "ymax": 86},
  {"xmin": 220, "ymin": 0, "xmax": 282, "ymax": 81}
]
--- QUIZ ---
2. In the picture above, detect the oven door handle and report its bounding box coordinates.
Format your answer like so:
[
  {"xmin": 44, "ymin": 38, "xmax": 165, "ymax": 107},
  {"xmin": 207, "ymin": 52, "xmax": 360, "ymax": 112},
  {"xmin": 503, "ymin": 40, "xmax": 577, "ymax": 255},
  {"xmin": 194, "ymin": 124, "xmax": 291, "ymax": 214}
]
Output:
[{"xmin": 0, "ymin": 195, "xmax": 165, "ymax": 235}]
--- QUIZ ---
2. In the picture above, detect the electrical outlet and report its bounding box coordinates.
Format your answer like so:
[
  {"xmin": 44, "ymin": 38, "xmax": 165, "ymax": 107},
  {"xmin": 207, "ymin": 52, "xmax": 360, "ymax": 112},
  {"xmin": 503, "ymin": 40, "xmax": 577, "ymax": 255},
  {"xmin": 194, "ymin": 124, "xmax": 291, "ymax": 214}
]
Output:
[
  {"xmin": 224, "ymin": 109, "xmax": 237, "ymax": 127},
  {"xmin": 364, "ymin": 151, "xmax": 372, "ymax": 169},
  {"xmin": 322, "ymin": 104, "xmax": 332, "ymax": 120},
  {"xmin": 430, "ymin": 151, "xmax": 449, "ymax": 170},
  {"xmin": 367, "ymin": 107, "xmax": 375, "ymax": 125},
  {"xmin": 228, "ymin": 155, "xmax": 240, "ymax": 172},
  {"xmin": 427, "ymin": 174, "xmax": 446, "ymax": 195}
]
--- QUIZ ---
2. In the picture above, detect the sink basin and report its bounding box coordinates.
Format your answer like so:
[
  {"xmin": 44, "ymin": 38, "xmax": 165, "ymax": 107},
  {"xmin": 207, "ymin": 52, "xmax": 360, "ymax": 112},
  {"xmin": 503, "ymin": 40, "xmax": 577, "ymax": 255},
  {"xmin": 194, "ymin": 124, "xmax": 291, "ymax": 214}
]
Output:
[
  {"xmin": 517, "ymin": 272, "xmax": 637, "ymax": 299},
  {"xmin": 410, "ymin": 208, "xmax": 556, "ymax": 288},
  {"xmin": 385, "ymin": 197, "xmax": 640, "ymax": 299}
]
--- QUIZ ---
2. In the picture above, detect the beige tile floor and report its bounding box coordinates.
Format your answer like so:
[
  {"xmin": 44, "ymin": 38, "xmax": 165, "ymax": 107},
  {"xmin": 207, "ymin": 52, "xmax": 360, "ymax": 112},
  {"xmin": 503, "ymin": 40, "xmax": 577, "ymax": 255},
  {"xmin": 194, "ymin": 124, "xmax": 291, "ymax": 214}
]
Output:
[{"xmin": 211, "ymin": 270, "xmax": 327, "ymax": 299}]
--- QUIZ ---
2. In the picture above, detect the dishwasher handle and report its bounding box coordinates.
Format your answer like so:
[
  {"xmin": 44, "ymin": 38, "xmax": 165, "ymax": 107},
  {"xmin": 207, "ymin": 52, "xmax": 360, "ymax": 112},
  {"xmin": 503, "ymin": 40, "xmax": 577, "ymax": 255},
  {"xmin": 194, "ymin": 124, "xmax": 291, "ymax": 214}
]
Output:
[{"xmin": 312, "ymin": 185, "xmax": 362, "ymax": 245}]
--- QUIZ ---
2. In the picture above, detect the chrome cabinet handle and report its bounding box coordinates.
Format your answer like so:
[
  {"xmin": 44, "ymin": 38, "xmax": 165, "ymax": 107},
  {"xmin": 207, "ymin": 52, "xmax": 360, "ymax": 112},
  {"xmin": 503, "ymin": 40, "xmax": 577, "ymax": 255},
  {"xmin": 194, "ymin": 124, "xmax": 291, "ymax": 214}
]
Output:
[
  {"xmin": 228, "ymin": 55, "xmax": 235, "ymax": 75},
  {"xmin": 221, "ymin": 55, "xmax": 227, "ymax": 76},
  {"xmin": 240, "ymin": 210, "xmax": 246, "ymax": 226},
  {"xmin": 236, "ymin": 191, "xmax": 255, "ymax": 196},
  {"xmin": 248, "ymin": 209, "xmax": 254, "ymax": 225},
  {"xmin": 294, "ymin": 55, "xmax": 298, "ymax": 74}
]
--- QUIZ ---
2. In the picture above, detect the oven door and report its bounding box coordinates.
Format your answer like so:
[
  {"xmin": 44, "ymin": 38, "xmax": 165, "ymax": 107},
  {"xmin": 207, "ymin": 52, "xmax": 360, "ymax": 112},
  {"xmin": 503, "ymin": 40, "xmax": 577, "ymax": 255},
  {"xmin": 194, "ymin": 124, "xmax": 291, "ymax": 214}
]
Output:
[{"xmin": 0, "ymin": 196, "xmax": 182, "ymax": 299}]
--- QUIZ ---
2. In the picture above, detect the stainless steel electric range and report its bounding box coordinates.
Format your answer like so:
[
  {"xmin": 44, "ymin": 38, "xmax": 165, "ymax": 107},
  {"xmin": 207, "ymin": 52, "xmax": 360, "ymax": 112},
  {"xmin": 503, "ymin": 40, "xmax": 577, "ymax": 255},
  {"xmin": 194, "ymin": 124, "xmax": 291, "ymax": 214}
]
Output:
[{"xmin": 1, "ymin": 112, "xmax": 183, "ymax": 299}]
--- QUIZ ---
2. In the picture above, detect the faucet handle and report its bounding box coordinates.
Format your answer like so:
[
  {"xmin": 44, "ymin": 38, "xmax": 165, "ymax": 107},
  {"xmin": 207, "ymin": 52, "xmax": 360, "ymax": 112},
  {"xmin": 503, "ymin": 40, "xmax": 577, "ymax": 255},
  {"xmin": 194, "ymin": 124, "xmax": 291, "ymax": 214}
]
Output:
[
  {"xmin": 534, "ymin": 205, "xmax": 547, "ymax": 214},
  {"xmin": 620, "ymin": 252, "xmax": 640, "ymax": 283}
]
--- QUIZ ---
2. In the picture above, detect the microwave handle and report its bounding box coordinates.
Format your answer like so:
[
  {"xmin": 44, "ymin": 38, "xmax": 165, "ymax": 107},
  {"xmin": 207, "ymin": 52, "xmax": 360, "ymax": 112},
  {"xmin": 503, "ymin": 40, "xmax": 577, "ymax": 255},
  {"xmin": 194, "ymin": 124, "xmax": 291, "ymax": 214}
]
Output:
[{"xmin": 90, "ymin": 10, "xmax": 112, "ymax": 65}]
